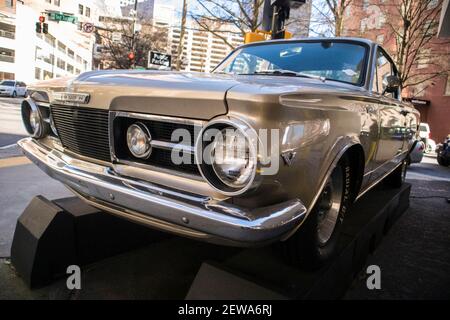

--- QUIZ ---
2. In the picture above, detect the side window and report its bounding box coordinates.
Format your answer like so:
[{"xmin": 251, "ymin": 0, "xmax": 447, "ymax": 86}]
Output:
[{"xmin": 373, "ymin": 48, "xmax": 398, "ymax": 99}]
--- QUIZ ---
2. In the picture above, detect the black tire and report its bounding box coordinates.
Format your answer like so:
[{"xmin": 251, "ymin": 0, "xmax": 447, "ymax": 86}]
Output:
[
  {"xmin": 11, "ymin": 91, "xmax": 16, "ymax": 98},
  {"xmin": 283, "ymin": 154, "xmax": 353, "ymax": 270},
  {"xmin": 437, "ymin": 156, "xmax": 450, "ymax": 167},
  {"xmin": 384, "ymin": 159, "xmax": 407, "ymax": 188}
]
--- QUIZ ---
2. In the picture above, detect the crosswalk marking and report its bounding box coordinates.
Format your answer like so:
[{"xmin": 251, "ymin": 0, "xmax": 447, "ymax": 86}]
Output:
[{"xmin": 0, "ymin": 156, "xmax": 31, "ymax": 169}]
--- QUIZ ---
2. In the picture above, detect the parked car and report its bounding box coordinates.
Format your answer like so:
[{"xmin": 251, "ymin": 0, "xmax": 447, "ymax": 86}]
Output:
[
  {"xmin": 407, "ymin": 140, "xmax": 425, "ymax": 165},
  {"xmin": 418, "ymin": 122, "xmax": 436, "ymax": 154},
  {"xmin": 18, "ymin": 38, "xmax": 419, "ymax": 268},
  {"xmin": 0, "ymin": 80, "xmax": 27, "ymax": 97},
  {"xmin": 436, "ymin": 135, "xmax": 450, "ymax": 167}
]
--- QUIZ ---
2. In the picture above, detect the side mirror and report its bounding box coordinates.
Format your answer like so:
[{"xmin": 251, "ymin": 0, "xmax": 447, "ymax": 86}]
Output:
[{"xmin": 383, "ymin": 75, "xmax": 401, "ymax": 95}]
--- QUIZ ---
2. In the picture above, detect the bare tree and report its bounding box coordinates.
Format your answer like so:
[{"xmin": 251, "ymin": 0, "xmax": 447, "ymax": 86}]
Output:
[
  {"xmin": 95, "ymin": 19, "xmax": 167, "ymax": 69},
  {"xmin": 379, "ymin": 0, "xmax": 450, "ymax": 89},
  {"xmin": 191, "ymin": 0, "xmax": 265, "ymax": 49},
  {"xmin": 311, "ymin": 0, "xmax": 354, "ymax": 36}
]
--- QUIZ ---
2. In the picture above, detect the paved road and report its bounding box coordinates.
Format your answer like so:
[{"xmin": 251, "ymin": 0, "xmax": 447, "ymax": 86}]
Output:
[{"xmin": 0, "ymin": 97, "xmax": 26, "ymax": 147}]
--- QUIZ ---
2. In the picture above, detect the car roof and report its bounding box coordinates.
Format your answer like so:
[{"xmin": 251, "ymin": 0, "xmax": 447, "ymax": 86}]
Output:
[{"xmin": 237, "ymin": 37, "xmax": 376, "ymax": 50}]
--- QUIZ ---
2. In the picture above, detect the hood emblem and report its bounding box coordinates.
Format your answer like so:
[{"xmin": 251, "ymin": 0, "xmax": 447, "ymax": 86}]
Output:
[
  {"xmin": 281, "ymin": 150, "xmax": 297, "ymax": 166},
  {"xmin": 53, "ymin": 92, "xmax": 90, "ymax": 104}
]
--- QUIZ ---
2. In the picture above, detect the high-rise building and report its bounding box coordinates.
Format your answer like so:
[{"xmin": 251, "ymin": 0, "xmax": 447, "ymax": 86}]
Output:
[
  {"xmin": 0, "ymin": 0, "xmax": 120, "ymax": 83},
  {"xmin": 169, "ymin": 20, "xmax": 243, "ymax": 73}
]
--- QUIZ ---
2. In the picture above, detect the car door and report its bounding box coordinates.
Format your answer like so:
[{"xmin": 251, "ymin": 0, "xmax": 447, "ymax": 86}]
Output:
[{"xmin": 370, "ymin": 47, "xmax": 406, "ymax": 183}]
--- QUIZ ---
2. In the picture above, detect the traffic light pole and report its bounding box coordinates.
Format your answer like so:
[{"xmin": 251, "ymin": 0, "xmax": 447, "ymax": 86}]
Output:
[{"xmin": 261, "ymin": 0, "xmax": 305, "ymax": 40}]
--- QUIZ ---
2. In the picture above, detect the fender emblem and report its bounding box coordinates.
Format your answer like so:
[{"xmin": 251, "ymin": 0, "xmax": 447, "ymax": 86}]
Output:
[
  {"xmin": 53, "ymin": 92, "xmax": 90, "ymax": 104},
  {"xmin": 281, "ymin": 150, "xmax": 297, "ymax": 166}
]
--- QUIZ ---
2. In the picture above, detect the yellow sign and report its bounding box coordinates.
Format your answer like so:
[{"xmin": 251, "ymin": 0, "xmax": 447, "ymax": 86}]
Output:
[{"xmin": 244, "ymin": 29, "xmax": 293, "ymax": 43}]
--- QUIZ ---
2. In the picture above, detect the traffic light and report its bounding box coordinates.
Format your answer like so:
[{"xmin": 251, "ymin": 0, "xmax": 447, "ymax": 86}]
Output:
[
  {"xmin": 35, "ymin": 22, "xmax": 42, "ymax": 33},
  {"xmin": 128, "ymin": 52, "xmax": 135, "ymax": 60},
  {"xmin": 42, "ymin": 23, "xmax": 48, "ymax": 34},
  {"xmin": 39, "ymin": 16, "xmax": 45, "ymax": 23}
]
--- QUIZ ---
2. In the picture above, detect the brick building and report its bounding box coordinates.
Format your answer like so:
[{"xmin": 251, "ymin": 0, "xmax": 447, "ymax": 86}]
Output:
[{"xmin": 342, "ymin": 0, "xmax": 450, "ymax": 142}]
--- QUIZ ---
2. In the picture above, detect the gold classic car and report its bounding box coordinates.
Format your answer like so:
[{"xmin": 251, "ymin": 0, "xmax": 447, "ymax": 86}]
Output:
[{"xmin": 19, "ymin": 38, "xmax": 419, "ymax": 268}]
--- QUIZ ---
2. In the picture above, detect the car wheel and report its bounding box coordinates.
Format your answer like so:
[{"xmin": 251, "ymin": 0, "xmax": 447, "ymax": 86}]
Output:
[
  {"xmin": 11, "ymin": 91, "xmax": 16, "ymax": 98},
  {"xmin": 384, "ymin": 159, "xmax": 407, "ymax": 188},
  {"xmin": 283, "ymin": 154, "xmax": 352, "ymax": 270},
  {"xmin": 437, "ymin": 156, "xmax": 450, "ymax": 167}
]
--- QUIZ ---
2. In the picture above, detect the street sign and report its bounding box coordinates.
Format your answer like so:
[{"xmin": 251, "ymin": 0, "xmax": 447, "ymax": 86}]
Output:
[
  {"xmin": 112, "ymin": 32, "xmax": 122, "ymax": 43},
  {"xmin": 48, "ymin": 12, "xmax": 77, "ymax": 24},
  {"xmin": 148, "ymin": 51, "xmax": 171, "ymax": 70},
  {"xmin": 82, "ymin": 22, "xmax": 95, "ymax": 33}
]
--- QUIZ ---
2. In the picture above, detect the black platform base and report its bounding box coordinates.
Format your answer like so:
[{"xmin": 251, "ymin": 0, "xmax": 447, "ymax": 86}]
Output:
[
  {"xmin": 10, "ymin": 196, "xmax": 167, "ymax": 288},
  {"xmin": 186, "ymin": 183, "xmax": 411, "ymax": 299},
  {"xmin": 10, "ymin": 183, "xmax": 410, "ymax": 297}
]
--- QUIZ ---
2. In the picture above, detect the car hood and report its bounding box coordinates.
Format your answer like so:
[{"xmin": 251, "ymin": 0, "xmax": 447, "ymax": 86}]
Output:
[
  {"xmin": 29, "ymin": 70, "xmax": 363, "ymax": 120},
  {"xmin": 31, "ymin": 70, "xmax": 240, "ymax": 120},
  {"xmin": 0, "ymin": 85, "xmax": 13, "ymax": 90}
]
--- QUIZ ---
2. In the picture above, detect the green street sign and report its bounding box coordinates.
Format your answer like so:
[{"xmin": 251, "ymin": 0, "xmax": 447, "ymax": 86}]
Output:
[{"xmin": 48, "ymin": 12, "xmax": 78, "ymax": 24}]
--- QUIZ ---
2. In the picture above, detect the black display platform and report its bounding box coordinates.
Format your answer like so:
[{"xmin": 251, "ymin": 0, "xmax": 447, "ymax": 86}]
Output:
[
  {"xmin": 187, "ymin": 183, "xmax": 411, "ymax": 299},
  {"xmin": 10, "ymin": 183, "xmax": 411, "ymax": 297}
]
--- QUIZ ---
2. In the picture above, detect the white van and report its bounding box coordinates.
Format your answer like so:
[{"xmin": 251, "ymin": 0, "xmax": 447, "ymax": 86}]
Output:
[{"xmin": 0, "ymin": 80, "xmax": 27, "ymax": 97}]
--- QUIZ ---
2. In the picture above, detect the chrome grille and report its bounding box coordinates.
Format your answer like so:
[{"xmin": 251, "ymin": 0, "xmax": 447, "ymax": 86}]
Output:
[
  {"xmin": 112, "ymin": 113, "xmax": 202, "ymax": 175},
  {"xmin": 51, "ymin": 104, "xmax": 111, "ymax": 162}
]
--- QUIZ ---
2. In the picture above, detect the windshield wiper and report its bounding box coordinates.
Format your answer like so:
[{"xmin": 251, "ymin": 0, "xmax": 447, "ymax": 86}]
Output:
[{"xmin": 240, "ymin": 69, "xmax": 326, "ymax": 82}]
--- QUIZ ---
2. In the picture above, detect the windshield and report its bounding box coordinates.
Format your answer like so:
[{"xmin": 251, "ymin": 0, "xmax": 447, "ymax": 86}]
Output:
[
  {"xmin": 0, "ymin": 80, "xmax": 14, "ymax": 86},
  {"xmin": 215, "ymin": 41, "xmax": 368, "ymax": 85}
]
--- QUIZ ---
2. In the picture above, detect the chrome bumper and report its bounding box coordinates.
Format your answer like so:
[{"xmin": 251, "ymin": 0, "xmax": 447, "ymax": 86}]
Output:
[{"xmin": 18, "ymin": 138, "xmax": 306, "ymax": 246}]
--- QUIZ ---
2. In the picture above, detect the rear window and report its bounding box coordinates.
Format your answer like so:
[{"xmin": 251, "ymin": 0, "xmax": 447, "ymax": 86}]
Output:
[{"xmin": 419, "ymin": 125, "xmax": 428, "ymax": 132}]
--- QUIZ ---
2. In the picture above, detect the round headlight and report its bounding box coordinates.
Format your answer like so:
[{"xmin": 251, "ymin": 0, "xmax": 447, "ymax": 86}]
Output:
[
  {"xmin": 210, "ymin": 128, "xmax": 255, "ymax": 188},
  {"xmin": 21, "ymin": 98, "xmax": 48, "ymax": 138},
  {"xmin": 196, "ymin": 119, "xmax": 258, "ymax": 195},
  {"xmin": 126, "ymin": 122, "xmax": 152, "ymax": 159},
  {"xmin": 29, "ymin": 110, "xmax": 41, "ymax": 134}
]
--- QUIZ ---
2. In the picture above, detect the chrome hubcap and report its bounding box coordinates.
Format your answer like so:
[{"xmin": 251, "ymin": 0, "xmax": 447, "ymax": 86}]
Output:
[{"xmin": 317, "ymin": 166, "xmax": 344, "ymax": 246}]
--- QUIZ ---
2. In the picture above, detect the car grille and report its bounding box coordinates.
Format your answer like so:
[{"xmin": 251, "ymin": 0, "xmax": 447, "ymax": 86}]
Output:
[
  {"xmin": 50, "ymin": 104, "xmax": 111, "ymax": 162},
  {"xmin": 51, "ymin": 105, "xmax": 201, "ymax": 175},
  {"xmin": 112, "ymin": 115, "xmax": 201, "ymax": 176}
]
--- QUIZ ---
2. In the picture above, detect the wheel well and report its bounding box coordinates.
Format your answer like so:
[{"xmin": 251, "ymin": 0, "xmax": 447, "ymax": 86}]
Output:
[{"xmin": 344, "ymin": 144, "xmax": 365, "ymax": 201}]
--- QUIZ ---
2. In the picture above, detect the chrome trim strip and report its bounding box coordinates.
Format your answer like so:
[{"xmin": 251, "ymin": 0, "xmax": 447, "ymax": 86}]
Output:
[
  {"xmin": 19, "ymin": 137, "xmax": 307, "ymax": 245},
  {"xmin": 113, "ymin": 111, "xmax": 206, "ymax": 127},
  {"xmin": 150, "ymin": 140, "xmax": 195, "ymax": 154}
]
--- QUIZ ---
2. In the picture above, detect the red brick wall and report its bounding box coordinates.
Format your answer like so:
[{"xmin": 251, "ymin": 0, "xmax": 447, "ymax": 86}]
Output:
[{"xmin": 343, "ymin": 0, "xmax": 450, "ymax": 142}]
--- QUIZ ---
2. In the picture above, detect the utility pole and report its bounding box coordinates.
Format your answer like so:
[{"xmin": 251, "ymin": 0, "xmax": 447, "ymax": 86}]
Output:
[
  {"xmin": 131, "ymin": 0, "xmax": 139, "ymax": 69},
  {"xmin": 175, "ymin": 0, "xmax": 187, "ymax": 71}
]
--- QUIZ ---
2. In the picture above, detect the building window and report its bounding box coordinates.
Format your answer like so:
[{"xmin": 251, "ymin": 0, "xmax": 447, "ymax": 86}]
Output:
[
  {"xmin": 75, "ymin": 68, "xmax": 81, "ymax": 74},
  {"xmin": 78, "ymin": 4, "xmax": 83, "ymax": 15},
  {"xmin": 45, "ymin": 0, "xmax": 51, "ymax": 3},
  {"xmin": 43, "ymin": 70, "xmax": 54, "ymax": 80},
  {"xmin": 44, "ymin": 33, "xmax": 56, "ymax": 47},
  {"xmin": 57, "ymin": 41, "xmax": 66, "ymax": 53},
  {"xmin": 67, "ymin": 48, "xmax": 74, "ymax": 59},
  {"xmin": 86, "ymin": 7, "xmax": 90, "ymax": 17},
  {"xmin": 0, "ymin": 22, "xmax": 15, "ymax": 39},
  {"xmin": 0, "ymin": 47, "xmax": 15, "ymax": 63},
  {"xmin": 54, "ymin": 0, "xmax": 60, "ymax": 6},
  {"xmin": 67, "ymin": 64, "xmax": 74, "ymax": 73},
  {"xmin": 35, "ymin": 67, "xmax": 41, "ymax": 80},
  {"xmin": 57, "ymin": 58, "xmax": 66, "ymax": 70},
  {"xmin": 445, "ymin": 75, "xmax": 450, "ymax": 96}
]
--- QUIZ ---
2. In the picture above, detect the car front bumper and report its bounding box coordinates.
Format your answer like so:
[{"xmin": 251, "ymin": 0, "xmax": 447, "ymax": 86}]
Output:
[{"xmin": 18, "ymin": 138, "xmax": 307, "ymax": 246}]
